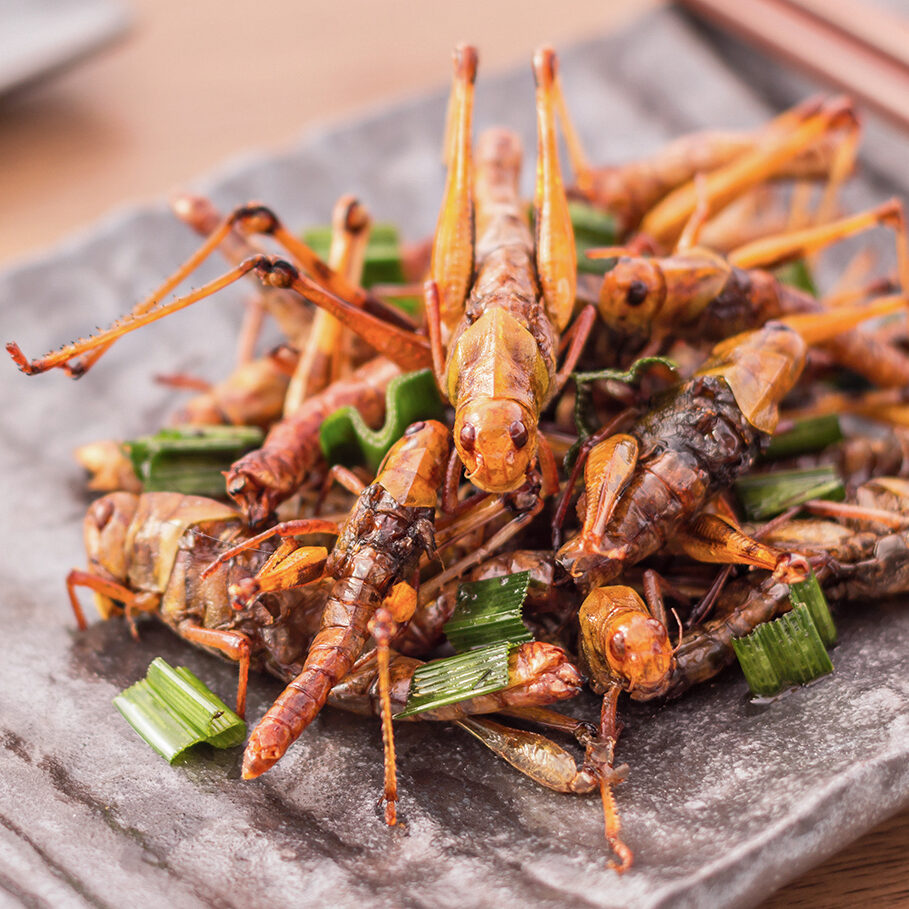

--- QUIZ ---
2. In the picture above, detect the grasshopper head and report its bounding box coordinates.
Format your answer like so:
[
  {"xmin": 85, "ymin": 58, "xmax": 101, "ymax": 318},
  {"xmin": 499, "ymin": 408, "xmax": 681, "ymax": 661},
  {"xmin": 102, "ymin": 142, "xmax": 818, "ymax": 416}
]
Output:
[
  {"xmin": 82, "ymin": 493, "xmax": 139, "ymax": 618},
  {"xmin": 578, "ymin": 586, "xmax": 673, "ymax": 698},
  {"xmin": 603, "ymin": 611, "xmax": 673, "ymax": 699},
  {"xmin": 455, "ymin": 397, "xmax": 537, "ymax": 494},
  {"xmin": 598, "ymin": 257, "xmax": 666, "ymax": 332}
]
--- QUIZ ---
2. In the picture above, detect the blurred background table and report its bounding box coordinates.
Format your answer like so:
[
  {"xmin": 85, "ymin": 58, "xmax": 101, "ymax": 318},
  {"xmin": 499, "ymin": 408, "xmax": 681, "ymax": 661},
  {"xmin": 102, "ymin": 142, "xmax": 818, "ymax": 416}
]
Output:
[{"xmin": 0, "ymin": 1, "xmax": 905, "ymax": 904}]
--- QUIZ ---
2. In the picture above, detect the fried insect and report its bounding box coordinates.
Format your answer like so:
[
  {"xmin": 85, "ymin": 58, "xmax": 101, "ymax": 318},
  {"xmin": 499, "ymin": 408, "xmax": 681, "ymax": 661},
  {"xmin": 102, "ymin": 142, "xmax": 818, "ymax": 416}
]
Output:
[
  {"xmin": 66, "ymin": 491, "xmax": 331, "ymax": 718},
  {"xmin": 655, "ymin": 478, "xmax": 909, "ymax": 698},
  {"xmin": 235, "ymin": 420, "xmax": 449, "ymax": 830},
  {"xmin": 225, "ymin": 356, "xmax": 400, "ymax": 526},
  {"xmin": 552, "ymin": 87, "xmax": 857, "ymax": 241},
  {"xmin": 594, "ymin": 199, "xmax": 909, "ymax": 383},
  {"xmin": 557, "ymin": 298, "xmax": 907, "ymax": 591},
  {"xmin": 423, "ymin": 46, "xmax": 593, "ymax": 494}
]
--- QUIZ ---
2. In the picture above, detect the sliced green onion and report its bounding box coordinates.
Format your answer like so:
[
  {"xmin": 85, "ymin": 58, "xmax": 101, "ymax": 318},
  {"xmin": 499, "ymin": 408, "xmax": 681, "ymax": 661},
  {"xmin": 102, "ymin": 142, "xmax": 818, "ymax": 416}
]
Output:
[
  {"xmin": 394, "ymin": 643, "xmax": 512, "ymax": 718},
  {"xmin": 734, "ymin": 466, "xmax": 845, "ymax": 521},
  {"xmin": 445, "ymin": 572, "xmax": 533, "ymax": 652},
  {"xmin": 731, "ymin": 635, "xmax": 782, "ymax": 697},
  {"xmin": 764, "ymin": 415, "xmax": 843, "ymax": 460},
  {"xmin": 126, "ymin": 425, "xmax": 263, "ymax": 496},
  {"xmin": 788, "ymin": 570, "xmax": 837, "ymax": 647},
  {"xmin": 775, "ymin": 259, "xmax": 817, "ymax": 296},
  {"xmin": 319, "ymin": 368, "xmax": 445, "ymax": 472},
  {"xmin": 733, "ymin": 604, "xmax": 833, "ymax": 697},
  {"xmin": 113, "ymin": 658, "xmax": 245, "ymax": 762}
]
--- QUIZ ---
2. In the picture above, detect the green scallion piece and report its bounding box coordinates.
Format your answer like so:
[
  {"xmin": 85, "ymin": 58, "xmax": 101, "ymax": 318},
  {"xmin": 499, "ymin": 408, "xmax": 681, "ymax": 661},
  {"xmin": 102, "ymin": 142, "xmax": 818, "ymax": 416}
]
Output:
[
  {"xmin": 125, "ymin": 425, "xmax": 263, "ymax": 496},
  {"xmin": 319, "ymin": 368, "xmax": 446, "ymax": 472},
  {"xmin": 788, "ymin": 570, "xmax": 837, "ymax": 647},
  {"xmin": 731, "ymin": 634, "xmax": 782, "ymax": 697},
  {"xmin": 764, "ymin": 415, "xmax": 843, "ymax": 460},
  {"xmin": 444, "ymin": 572, "xmax": 533, "ymax": 652},
  {"xmin": 113, "ymin": 658, "xmax": 245, "ymax": 762},
  {"xmin": 394, "ymin": 643, "xmax": 512, "ymax": 718},
  {"xmin": 733, "ymin": 604, "xmax": 834, "ymax": 697},
  {"xmin": 734, "ymin": 466, "xmax": 845, "ymax": 521}
]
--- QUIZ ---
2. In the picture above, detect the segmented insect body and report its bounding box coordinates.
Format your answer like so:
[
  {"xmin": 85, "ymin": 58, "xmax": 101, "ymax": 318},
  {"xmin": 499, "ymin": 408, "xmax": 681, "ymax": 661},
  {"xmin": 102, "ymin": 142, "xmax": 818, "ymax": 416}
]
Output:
[
  {"xmin": 558, "ymin": 298, "xmax": 906, "ymax": 591},
  {"xmin": 659, "ymin": 482, "xmax": 909, "ymax": 699},
  {"xmin": 577, "ymin": 586, "xmax": 674, "ymax": 700},
  {"xmin": 443, "ymin": 126, "xmax": 560, "ymax": 492},
  {"xmin": 70, "ymin": 491, "xmax": 331, "ymax": 715},
  {"xmin": 242, "ymin": 419, "xmax": 451, "ymax": 778},
  {"xmin": 566, "ymin": 116, "xmax": 844, "ymax": 238},
  {"xmin": 426, "ymin": 47, "xmax": 587, "ymax": 495},
  {"xmin": 225, "ymin": 356, "xmax": 400, "ymax": 526},
  {"xmin": 596, "ymin": 203, "xmax": 909, "ymax": 386},
  {"xmin": 558, "ymin": 370, "xmax": 764, "ymax": 590}
]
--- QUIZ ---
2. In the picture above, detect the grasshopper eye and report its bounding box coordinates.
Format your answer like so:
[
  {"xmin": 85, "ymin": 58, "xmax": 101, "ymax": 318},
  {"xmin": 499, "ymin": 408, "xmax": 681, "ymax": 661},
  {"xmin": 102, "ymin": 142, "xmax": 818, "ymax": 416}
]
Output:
[
  {"xmin": 647, "ymin": 618, "xmax": 668, "ymax": 639},
  {"xmin": 625, "ymin": 280, "xmax": 648, "ymax": 307},
  {"xmin": 609, "ymin": 631, "xmax": 627, "ymax": 661},
  {"xmin": 405, "ymin": 421, "xmax": 426, "ymax": 436},
  {"xmin": 459, "ymin": 423, "xmax": 476, "ymax": 451},
  {"xmin": 508, "ymin": 421, "xmax": 528, "ymax": 449}
]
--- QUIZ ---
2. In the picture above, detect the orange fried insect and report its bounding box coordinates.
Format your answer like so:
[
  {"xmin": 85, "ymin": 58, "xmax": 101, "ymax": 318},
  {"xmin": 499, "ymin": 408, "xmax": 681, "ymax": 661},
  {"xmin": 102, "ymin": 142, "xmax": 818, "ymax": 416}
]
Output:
[
  {"xmin": 578, "ymin": 586, "xmax": 675, "ymax": 699},
  {"xmin": 557, "ymin": 296, "xmax": 907, "ymax": 591},
  {"xmin": 427, "ymin": 45, "xmax": 593, "ymax": 494},
  {"xmin": 552, "ymin": 88, "xmax": 856, "ymax": 239},
  {"xmin": 225, "ymin": 356, "xmax": 400, "ymax": 526},
  {"xmin": 240, "ymin": 420, "xmax": 450, "ymax": 815},
  {"xmin": 593, "ymin": 199, "xmax": 909, "ymax": 383}
]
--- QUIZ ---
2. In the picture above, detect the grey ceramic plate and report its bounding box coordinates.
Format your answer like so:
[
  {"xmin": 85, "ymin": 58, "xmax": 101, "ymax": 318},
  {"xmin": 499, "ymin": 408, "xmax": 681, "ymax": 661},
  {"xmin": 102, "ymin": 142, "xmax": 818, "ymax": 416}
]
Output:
[{"xmin": 1, "ymin": 8, "xmax": 907, "ymax": 908}]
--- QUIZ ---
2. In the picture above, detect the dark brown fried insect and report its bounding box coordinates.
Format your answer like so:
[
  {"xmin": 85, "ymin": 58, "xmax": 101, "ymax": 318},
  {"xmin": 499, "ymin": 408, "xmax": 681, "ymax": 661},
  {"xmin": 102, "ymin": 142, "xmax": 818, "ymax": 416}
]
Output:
[
  {"xmin": 239, "ymin": 420, "xmax": 451, "ymax": 817},
  {"xmin": 655, "ymin": 479, "xmax": 909, "ymax": 699}
]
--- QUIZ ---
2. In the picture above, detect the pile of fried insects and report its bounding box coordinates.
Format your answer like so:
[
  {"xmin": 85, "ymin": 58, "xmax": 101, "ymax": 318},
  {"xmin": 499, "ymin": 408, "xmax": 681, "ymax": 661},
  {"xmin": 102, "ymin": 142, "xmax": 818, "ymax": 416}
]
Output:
[{"xmin": 9, "ymin": 45, "xmax": 909, "ymax": 872}]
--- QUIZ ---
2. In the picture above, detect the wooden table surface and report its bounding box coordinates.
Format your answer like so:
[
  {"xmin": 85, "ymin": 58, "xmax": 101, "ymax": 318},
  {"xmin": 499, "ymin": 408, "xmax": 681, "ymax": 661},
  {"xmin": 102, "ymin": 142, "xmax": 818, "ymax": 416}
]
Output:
[{"xmin": 1, "ymin": 1, "xmax": 906, "ymax": 905}]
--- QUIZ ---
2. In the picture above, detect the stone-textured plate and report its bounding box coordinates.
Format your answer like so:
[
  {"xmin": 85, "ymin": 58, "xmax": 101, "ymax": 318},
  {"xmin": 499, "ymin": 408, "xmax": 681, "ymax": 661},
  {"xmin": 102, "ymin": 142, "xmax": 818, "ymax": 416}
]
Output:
[{"xmin": 1, "ymin": 9, "xmax": 907, "ymax": 908}]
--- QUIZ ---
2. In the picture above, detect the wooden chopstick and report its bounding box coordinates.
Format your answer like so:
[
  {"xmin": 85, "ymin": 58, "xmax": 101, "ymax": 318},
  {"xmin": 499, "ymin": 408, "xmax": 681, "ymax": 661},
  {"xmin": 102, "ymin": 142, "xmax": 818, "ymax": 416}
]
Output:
[
  {"xmin": 781, "ymin": 0, "xmax": 909, "ymax": 73},
  {"xmin": 676, "ymin": 0, "xmax": 909, "ymax": 132}
]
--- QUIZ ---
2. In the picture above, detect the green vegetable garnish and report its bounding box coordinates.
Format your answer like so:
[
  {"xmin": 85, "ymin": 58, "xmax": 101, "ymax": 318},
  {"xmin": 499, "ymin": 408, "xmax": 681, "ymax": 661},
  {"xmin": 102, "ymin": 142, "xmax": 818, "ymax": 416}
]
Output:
[
  {"xmin": 734, "ymin": 466, "xmax": 845, "ymax": 521},
  {"xmin": 113, "ymin": 658, "xmax": 245, "ymax": 763},
  {"xmin": 125, "ymin": 425, "xmax": 263, "ymax": 496},
  {"xmin": 398, "ymin": 571, "xmax": 534, "ymax": 717},
  {"xmin": 733, "ymin": 571, "xmax": 836, "ymax": 697},
  {"xmin": 318, "ymin": 368, "xmax": 445, "ymax": 472},
  {"xmin": 444, "ymin": 572, "xmax": 533, "ymax": 653},
  {"xmin": 394, "ymin": 643, "xmax": 513, "ymax": 718}
]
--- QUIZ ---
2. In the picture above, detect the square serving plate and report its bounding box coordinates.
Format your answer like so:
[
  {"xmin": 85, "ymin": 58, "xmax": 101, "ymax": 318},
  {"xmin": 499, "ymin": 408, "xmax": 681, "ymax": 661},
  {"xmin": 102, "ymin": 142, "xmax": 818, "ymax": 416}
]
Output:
[{"xmin": 1, "ymin": 8, "xmax": 907, "ymax": 908}]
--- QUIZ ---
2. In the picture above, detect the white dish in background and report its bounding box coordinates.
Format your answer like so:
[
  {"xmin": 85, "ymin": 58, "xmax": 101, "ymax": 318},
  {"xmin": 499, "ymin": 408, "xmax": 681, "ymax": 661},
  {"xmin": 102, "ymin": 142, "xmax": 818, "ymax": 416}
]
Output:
[{"xmin": 0, "ymin": 0, "xmax": 129, "ymax": 95}]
